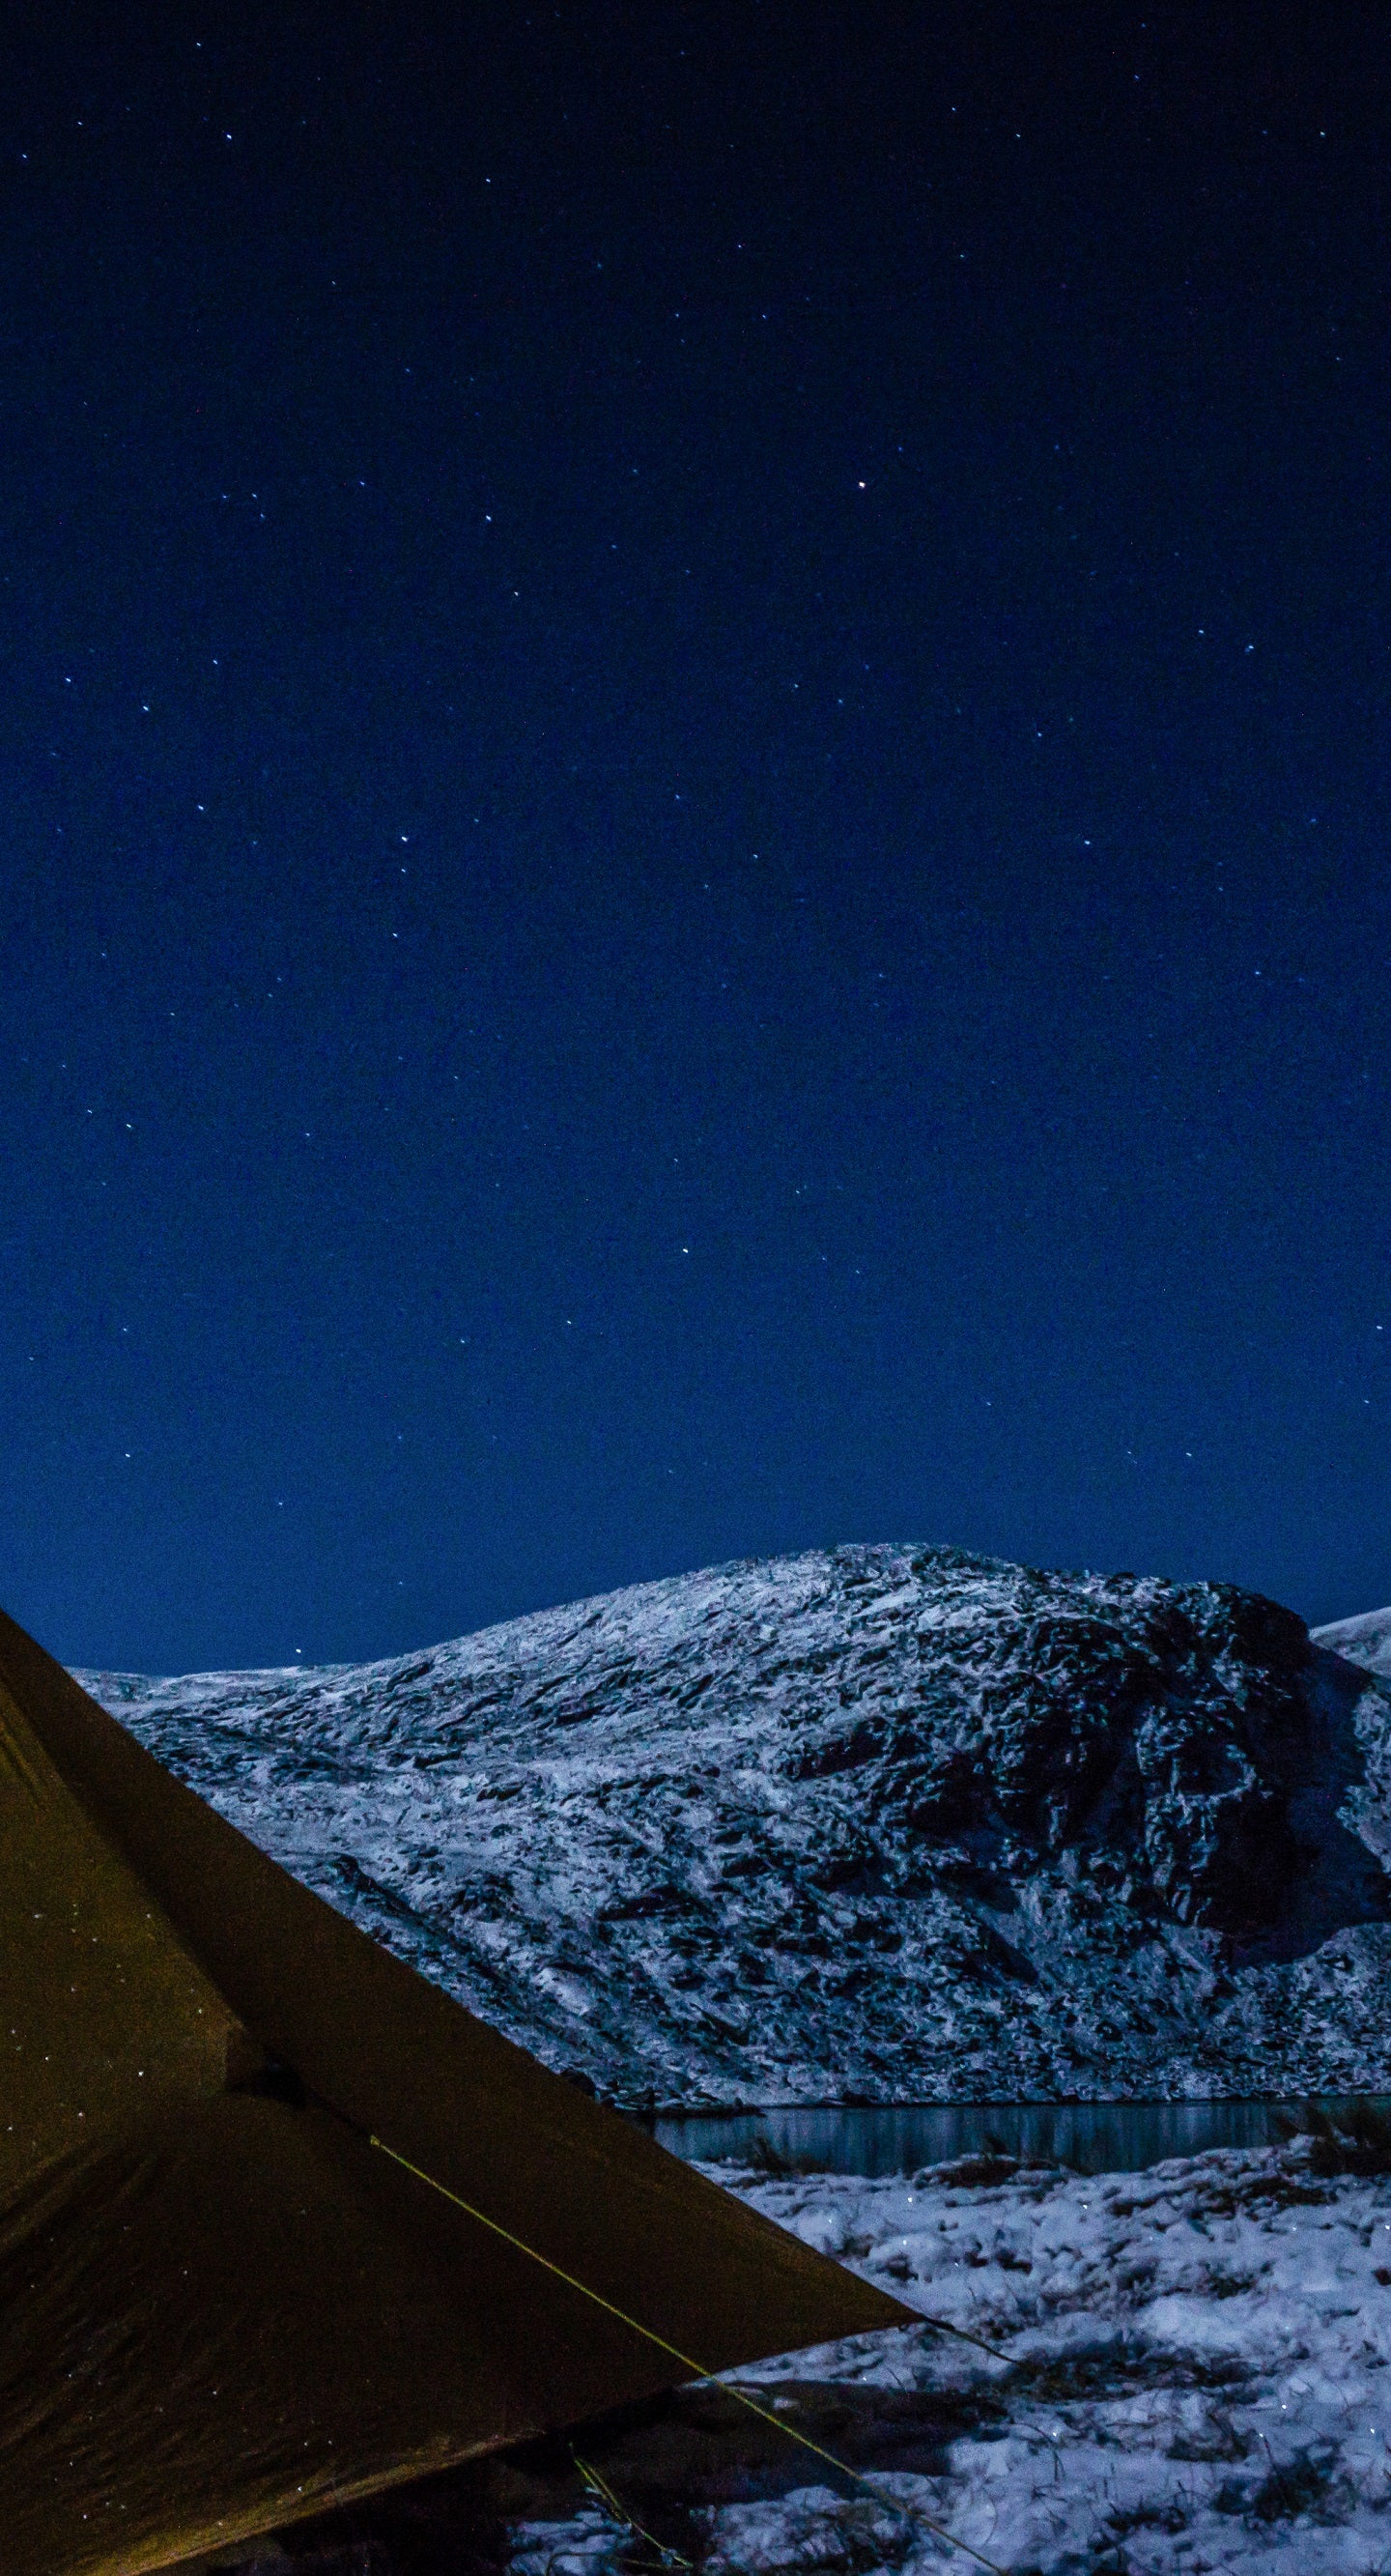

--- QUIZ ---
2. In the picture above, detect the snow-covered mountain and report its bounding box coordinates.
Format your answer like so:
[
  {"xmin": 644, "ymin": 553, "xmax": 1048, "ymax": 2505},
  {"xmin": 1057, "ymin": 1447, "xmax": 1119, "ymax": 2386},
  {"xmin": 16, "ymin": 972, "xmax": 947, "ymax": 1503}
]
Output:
[{"xmin": 78, "ymin": 1546, "xmax": 1391, "ymax": 2105}]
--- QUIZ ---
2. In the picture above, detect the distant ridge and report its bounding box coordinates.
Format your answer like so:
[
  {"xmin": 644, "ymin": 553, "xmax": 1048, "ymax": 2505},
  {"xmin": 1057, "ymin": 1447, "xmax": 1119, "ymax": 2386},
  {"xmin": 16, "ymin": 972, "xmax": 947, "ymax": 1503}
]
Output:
[
  {"xmin": 81, "ymin": 1547, "xmax": 1391, "ymax": 2106},
  {"xmin": 1313, "ymin": 1605, "xmax": 1391, "ymax": 1681}
]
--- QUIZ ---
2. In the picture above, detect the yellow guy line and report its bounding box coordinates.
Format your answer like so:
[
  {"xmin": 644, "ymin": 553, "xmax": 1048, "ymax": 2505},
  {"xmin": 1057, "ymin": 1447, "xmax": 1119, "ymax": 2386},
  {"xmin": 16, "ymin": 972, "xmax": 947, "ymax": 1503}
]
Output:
[
  {"xmin": 369, "ymin": 2134, "xmax": 1007, "ymax": 2576},
  {"xmin": 572, "ymin": 2447, "xmax": 695, "ymax": 2570}
]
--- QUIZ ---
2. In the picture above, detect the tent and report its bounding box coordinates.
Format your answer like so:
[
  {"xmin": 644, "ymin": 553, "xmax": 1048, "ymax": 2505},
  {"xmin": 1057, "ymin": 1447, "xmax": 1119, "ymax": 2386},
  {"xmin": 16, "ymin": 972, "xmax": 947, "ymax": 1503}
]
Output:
[{"xmin": 0, "ymin": 1608, "xmax": 912, "ymax": 2576}]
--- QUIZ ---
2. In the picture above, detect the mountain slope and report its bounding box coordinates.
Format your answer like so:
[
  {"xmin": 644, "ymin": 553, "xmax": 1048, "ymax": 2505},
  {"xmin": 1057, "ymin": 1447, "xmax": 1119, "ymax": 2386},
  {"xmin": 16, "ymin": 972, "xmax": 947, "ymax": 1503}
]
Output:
[
  {"xmin": 1313, "ymin": 1603, "xmax": 1391, "ymax": 1680},
  {"xmin": 79, "ymin": 1546, "xmax": 1391, "ymax": 2104}
]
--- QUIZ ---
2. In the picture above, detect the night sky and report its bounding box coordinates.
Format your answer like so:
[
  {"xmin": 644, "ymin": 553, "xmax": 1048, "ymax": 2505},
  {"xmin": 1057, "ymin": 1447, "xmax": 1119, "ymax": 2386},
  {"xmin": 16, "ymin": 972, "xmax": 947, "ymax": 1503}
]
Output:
[{"xmin": 5, "ymin": 3, "xmax": 1388, "ymax": 1674}]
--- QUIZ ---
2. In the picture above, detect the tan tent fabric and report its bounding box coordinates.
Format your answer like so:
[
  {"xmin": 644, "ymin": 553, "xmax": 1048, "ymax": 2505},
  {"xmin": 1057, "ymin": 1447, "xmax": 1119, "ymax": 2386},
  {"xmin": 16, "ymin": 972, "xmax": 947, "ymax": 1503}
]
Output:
[{"xmin": 0, "ymin": 1609, "xmax": 913, "ymax": 2576}]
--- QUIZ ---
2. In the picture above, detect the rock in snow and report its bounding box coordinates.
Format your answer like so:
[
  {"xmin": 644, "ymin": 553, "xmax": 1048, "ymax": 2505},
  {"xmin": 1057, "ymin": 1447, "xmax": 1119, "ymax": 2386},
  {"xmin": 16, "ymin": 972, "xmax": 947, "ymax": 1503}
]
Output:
[{"xmin": 79, "ymin": 1546, "xmax": 1391, "ymax": 2106}]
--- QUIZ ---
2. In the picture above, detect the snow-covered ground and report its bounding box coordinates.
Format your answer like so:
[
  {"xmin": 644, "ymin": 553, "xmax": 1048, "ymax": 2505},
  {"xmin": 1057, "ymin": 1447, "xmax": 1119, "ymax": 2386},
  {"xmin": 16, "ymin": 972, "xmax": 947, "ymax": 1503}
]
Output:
[{"xmin": 504, "ymin": 2138, "xmax": 1391, "ymax": 2576}]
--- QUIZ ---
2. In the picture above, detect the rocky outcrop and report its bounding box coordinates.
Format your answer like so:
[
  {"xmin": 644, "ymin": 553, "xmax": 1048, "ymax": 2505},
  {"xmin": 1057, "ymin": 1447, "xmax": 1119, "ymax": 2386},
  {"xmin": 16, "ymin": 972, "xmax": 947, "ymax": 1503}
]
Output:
[{"xmin": 81, "ymin": 1546, "xmax": 1391, "ymax": 2104}]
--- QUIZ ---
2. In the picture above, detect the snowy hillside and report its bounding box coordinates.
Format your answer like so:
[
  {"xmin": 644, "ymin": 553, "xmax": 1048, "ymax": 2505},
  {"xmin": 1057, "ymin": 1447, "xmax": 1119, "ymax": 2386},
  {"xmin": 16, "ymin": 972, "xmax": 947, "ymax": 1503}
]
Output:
[
  {"xmin": 1314, "ymin": 1605, "xmax": 1391, "ymax": 1681},
  {"xmin": 78, "ymin": 1546, "xmax": 1391, "ymax": 2105}
]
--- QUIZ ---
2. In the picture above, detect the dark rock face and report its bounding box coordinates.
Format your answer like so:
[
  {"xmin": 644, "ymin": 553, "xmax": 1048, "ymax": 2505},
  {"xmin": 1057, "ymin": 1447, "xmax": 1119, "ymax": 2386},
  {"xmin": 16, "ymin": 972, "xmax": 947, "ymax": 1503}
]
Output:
[
  {"xmin": 80, "ymin": 1546, "xmax": 1391, "ymax": 2104},
  {"xmin": 776, "ymin": 1576, "xmax": 1312, "ymax": 1939}
]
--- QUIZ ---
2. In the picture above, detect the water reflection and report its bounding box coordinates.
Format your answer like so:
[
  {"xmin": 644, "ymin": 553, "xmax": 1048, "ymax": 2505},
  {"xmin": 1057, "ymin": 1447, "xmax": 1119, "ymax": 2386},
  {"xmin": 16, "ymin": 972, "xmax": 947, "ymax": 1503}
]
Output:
[{"xmin": 656, "ymin": 2097, "xmax": 1391, "ymax": 2177}]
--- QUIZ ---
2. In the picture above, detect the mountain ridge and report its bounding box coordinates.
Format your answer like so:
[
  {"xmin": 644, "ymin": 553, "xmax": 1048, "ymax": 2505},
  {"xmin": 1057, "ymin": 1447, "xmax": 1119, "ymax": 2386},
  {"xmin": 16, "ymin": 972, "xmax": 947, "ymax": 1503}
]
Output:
[
  {"xmin": 1313, "ymin": 1602, "xmax": 1391, "ymax": 1679},
  {"xmin": 78, "ymin": 1545, "xmax": 1391, "ymax": 2105}
]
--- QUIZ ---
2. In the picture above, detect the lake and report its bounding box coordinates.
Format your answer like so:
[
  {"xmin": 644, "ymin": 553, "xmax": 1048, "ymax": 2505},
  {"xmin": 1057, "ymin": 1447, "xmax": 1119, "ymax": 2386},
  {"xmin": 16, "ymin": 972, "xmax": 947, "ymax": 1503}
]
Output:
[{"xmin": 655, "ymin": 2096, "xmax": 1391, "ymax": 2177}]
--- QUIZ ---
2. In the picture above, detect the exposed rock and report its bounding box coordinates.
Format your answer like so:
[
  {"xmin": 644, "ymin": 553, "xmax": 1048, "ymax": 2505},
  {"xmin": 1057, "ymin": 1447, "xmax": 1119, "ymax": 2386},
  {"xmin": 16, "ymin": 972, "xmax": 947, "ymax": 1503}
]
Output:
[{"xmin": 79, "ymin": 1546, "xmax": 1391, "ymax": 2104}]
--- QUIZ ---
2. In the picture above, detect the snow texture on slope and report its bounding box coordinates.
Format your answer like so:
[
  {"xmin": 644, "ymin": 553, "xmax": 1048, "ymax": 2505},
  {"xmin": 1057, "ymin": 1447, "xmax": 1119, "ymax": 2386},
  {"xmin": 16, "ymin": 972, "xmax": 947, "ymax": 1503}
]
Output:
[
  {"xmin": 78, "ymin": 1546, "xmax": 1391, "ymax": 2106},
  {"xmin": 1314, "ymin": 1607, "xmax": 1391, "ymax": 1683},
  {"xmin": 503, "ymin": 2140, "xmax": 1391, "ymax": 2576}
]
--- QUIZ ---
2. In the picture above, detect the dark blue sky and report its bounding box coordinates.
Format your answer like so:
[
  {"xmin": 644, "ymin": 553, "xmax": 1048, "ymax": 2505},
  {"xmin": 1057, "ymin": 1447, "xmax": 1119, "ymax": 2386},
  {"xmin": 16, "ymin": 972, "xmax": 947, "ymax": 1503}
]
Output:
[{"xmin": 5, "ymin": 2, "xmax": 1389, "ymax": 1672}]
